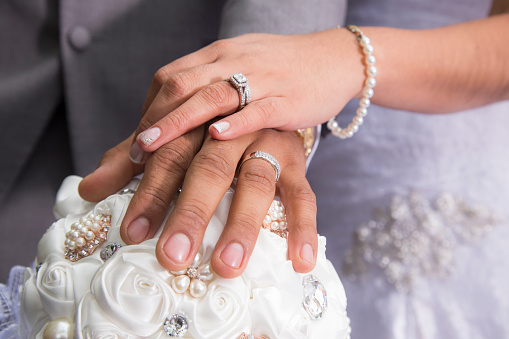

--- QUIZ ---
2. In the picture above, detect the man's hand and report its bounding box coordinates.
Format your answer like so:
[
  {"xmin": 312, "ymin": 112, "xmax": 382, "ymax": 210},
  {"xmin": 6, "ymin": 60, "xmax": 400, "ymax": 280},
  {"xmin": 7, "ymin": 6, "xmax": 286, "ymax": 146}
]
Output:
[{"xmin": 79, "ymin": 128, "xmax": 317, "ymax": 278}]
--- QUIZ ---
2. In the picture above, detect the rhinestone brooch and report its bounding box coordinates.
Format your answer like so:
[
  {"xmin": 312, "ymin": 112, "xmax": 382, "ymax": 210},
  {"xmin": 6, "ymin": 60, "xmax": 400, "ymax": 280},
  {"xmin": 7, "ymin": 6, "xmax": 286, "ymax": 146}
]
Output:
[{"xmin": 64, "ymin": 213, "xmax": 111, "ymax": 262}]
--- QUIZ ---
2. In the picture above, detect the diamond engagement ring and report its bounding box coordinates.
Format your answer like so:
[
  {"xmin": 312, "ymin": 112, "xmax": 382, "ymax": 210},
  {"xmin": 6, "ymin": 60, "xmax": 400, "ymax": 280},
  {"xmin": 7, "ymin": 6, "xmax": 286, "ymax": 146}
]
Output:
[
  {"xmin": 238, "ymin": 151, "xmax": 281, "ymax": 182},
  {"xmin": 226, "ymin": 73, "xmax": 252, "ymax": 110}
]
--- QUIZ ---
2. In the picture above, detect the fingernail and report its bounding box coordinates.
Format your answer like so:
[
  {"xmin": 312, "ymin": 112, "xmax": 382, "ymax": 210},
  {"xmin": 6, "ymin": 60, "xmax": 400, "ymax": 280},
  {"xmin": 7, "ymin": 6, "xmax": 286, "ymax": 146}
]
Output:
[
  {"xmin": 220, "ymin": 242, "xmax": 244, "ymax": 269},
  {"xmin": 129, "ymin": 142, "xmax": 146, "ymax": 164},
  {"xmin": 211, "ymin": 121, "xmax": 230, "ymax": 134},
  {"xmin": 139, "ymin": 127, "xmax": 161, "ymax": 146},
  {"xmin": 300, "ymin": 243, "xmax": 314, "ymax": 264},
  {"xmin": 127, "ymin": 217, "xmax": 150, "ymax": 243},
  {"xmin": 164, "ymin": 233, "xmax": 191, "ymax": 264}
]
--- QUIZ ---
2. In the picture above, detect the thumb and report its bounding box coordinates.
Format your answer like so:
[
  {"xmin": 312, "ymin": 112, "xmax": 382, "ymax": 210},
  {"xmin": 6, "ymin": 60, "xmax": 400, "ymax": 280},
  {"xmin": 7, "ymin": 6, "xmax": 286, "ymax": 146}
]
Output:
[{"xmin": 78, "ymin": 134, "xmax": 144, "ymax": 202}]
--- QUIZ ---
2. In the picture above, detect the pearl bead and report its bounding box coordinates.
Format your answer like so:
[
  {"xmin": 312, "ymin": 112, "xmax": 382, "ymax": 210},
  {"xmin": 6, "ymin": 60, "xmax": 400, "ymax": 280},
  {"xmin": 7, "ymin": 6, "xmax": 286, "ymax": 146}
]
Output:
[
  {"xmin": 79, "ymin": 228, "xmax": 88, "ymax": 236},
  {"xmin": 85, "ymin": 231, "xmax": 95, "ymax": 241},
  {"xmin": 91, "ymin": 223, "xmax": 101, "ymax": 232},
  {"xmin": 79, "ymin": 217, "xmax": 86, "ymax": 224},
  {"xmin": 360, "ymin": 35, "xmax": 370, "ymax": 46},
  {"xmin": 94, "ymin": 215, "xmax": 102, "ymax": 222},
  {"xmin": 43, "ymin": 317, "xmax": 72, "ymax": 339},
  {"xmin": 70, "ymin": 223, "xmax": 79, "ymax": 231},
  {"xmin": 360, "ymin": 98, "xmax": 371, "ymax": 108},
  {"xmin": 76, "ymin": 237, "xmax": 86, "ymax": 247},
  {"xmin": 264, "ymin": 215, "xmax": 271, "ymax": 224},
  {"xmin": 365, "ymin": 55, "xmax": 376, "ymax": 65},
  {"xmin": 367, "ymin": 66, "xmax": 377, "ymax": 77},
  {"xmin": 64, "ymin": 239, "xmax": 70, "ymax": 246},
  {"xmin": 271, "ymin": 222, "xmax": 279, "ymax": 231},
  {"xmin": 189, "ymin": 279, "xmax": 207, "ymax": 298},
  {"xmin": 88, "ymin": 213, "xmax": 95, "ymax": 219},
  {"xmin": 68, "ymin": 241, "xmax": 76, "ymax": 250},
  {"xmin": 365, "ymin": 77, "xmax": 376, "ymax": 88},
  {"xmin": 172, "ymin": 275, "xmax": 190, "ymax": 294},
  {"xmin": 353, "ymin": 116, "xmax": 364, "ymax": 125},
  {"xmin": 70, "ymin": 231, "xmax": 79, "ymax": 240},
  {"xmin": 84, "ymin": 220, "xmax": 92, "ymax": 227},
  {"xmin": 363, "ymin": 87, "xmax": 374, "ymax": 98},
  {"xmin": 363, "ymin": 44, "xmax": 374, "ymax": 54},
  {"xmin": 357, "ymin": 107, "xmax": 368, "ymax": 117}
]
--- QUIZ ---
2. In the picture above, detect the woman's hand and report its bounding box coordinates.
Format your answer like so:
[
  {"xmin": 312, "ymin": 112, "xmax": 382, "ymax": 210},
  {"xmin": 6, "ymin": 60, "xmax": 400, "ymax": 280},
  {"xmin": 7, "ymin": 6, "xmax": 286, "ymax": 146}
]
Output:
[
  {"xmin": 79, "ymin": 128, "xmax": 317, "ymax": 277},
  {"xmin": 128, "ymin": 28, "xmax": 364, "ymax": 163}
]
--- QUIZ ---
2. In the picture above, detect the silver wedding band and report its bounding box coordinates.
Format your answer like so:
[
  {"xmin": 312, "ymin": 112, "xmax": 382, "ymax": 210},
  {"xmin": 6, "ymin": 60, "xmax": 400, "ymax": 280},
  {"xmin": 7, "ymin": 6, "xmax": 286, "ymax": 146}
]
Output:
[
  {"xmin": 238, "ymin": 151, "xmax": 281, "ymax": 182},
  {"xmin": 226, "ymin": 73, "xmax": 252, "ymax": 110}
]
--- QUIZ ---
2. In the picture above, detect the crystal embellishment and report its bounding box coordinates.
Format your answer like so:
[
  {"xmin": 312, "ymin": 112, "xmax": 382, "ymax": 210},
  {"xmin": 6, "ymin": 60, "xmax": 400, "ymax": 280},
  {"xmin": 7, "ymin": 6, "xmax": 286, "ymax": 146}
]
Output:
[
  {"xmin": 343, "ymin": 192, "xmax": 501, "ymax": 292},
  {"xmin": 163, "ymin": 314, "xmax": 188, "ymax": 337},
  {"xmin": 100, "ymin": 243, "xmax": 122, "ymax": 262},
  {"xmin": 302, "ymin": 274, "xmax": 327, "ymax": 319}
]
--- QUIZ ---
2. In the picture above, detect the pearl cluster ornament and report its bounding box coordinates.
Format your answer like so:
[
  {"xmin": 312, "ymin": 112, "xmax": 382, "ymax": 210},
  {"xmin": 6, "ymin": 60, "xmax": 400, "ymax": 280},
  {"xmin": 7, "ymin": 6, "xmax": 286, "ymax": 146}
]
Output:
[
  {"xmin": 64, "ymin": 213, "xmax": 111, "ymax": 262},
  {"xmin": 262, "ymin": 200, "xmax": 288, "ymax": 239},
  {"xmin": 327, "ymin": 25, "xmax": 377, "ymax": 139},
  {"xmin": 170, "ymin": 251, "xmax": 214, "ymax": 298}
]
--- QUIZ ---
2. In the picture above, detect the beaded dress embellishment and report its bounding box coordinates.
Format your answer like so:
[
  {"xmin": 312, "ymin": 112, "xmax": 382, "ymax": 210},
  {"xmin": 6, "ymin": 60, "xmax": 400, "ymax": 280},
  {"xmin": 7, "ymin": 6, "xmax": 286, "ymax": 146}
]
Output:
[{"xmin": 343, "ymin": 192, "xmax": 501, "ymax": 292}]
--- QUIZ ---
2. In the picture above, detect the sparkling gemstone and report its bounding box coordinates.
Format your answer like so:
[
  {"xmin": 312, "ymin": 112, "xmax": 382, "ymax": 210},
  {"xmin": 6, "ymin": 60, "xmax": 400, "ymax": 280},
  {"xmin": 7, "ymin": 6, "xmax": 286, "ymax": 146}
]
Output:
[
  {"xmin": 163, "ymin": 314, "xmax": 188, "ymax": 337},
  {"xmin": 100, "ymin": 243, "xmax": 122, "ymax": 262},
  {"xmin": 302, "ymin": 274, "xmax": 327, "ymax": 319},
  {"xmin": 186, "ymin": 267, "xmax": 199, "ymax": 279}
]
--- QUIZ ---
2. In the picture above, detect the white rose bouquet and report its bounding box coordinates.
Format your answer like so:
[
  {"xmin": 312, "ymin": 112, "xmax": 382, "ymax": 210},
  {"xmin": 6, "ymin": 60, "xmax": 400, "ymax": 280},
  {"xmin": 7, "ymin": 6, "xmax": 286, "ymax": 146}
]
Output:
[{"xmin": 19, "ymin": 176, "xmax": 350, "ymax": 339}]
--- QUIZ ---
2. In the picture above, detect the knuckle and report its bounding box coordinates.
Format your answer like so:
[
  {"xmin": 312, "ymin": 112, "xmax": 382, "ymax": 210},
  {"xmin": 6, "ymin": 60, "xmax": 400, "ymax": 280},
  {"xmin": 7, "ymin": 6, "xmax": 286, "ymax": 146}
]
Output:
[
  {"xmin": 173, "ymin": 200, "xmax": 211, "ymax": 232},
  {"xmin": 163, "ymin": 72, "xmax": 193, "ymax": 99},
  {"xmin": 151, "ymin": 141, "xmax": 196, "ymax": 176},
  {"xmin": 292, "ymin": 183, "xmax": 317, "ymax": 207},
  {"xmin": 254, "ymin": 99, "xmax": 278, "ymax": 124},
  {"xmin": 200, "ymin": 82, "xmax": 234, "ymax": 110},
  {"xmin": 241, "ymin": 163, "xmax": 276, "ymax": 196},
  {"xmin": 193, "ymin": 147, "xmax": 236, "ymax": 182},
  {"xmin": 136, "ymin": 184, "xmax": 171, "ymax": 215},
  {"xmin": 210, "ymin": 39, "xmax": 232, "ymax": 54},
  {"xmin": 153, "ymin": 67, "xmax": 170, "ymax": 87},
  {"xmin": 229, "ymin": 211, "xmax": 261, "ymax": 237}
]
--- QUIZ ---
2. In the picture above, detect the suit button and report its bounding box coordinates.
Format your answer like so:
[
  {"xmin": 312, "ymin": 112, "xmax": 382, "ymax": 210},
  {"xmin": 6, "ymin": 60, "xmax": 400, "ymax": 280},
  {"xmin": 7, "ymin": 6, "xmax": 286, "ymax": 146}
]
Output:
[{"xmin": 68, "ymin": 26, "xmax": 91, "ymax": 51}]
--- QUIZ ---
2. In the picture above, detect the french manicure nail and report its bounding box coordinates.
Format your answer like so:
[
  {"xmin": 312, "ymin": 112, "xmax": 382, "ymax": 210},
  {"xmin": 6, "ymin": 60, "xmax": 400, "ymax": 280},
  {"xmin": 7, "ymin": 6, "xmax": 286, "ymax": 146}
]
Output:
[
  {"xmin": 211, "ymin": 121, "xmax": 230, "ymax": 134},
  {"xmin": 139, "ymin": 127, "xmax": 161, "ymax": 146},
  {"xmin": 220, "ymin": 242, "xmax": 244, "ymax": 269},
  {"xmin": 129, "ymin": 142, "xmax": 146, "ymax": 164},
  {"xmin": 164, "ymin": 233, "xmax": 191, "ymax": 264},
  {"xmin": 127, "ymin": 217, "xmax": 150, "ymax": 243},
  {"xmin": 300, "ymin": 243, "xmax": 314, "ymax": 264}
]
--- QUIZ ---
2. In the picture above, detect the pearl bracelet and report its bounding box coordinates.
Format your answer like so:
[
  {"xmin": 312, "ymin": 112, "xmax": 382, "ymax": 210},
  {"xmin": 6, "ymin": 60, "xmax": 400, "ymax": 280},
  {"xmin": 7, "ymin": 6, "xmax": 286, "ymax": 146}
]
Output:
[{"xmin": 327, "ymin": 25, "xmax": 377, "ymax": 139}]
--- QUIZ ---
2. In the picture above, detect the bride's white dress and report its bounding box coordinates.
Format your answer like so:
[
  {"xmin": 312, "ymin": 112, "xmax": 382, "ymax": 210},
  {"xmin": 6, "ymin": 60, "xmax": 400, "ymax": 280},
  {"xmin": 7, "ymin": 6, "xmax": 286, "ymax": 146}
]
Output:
[{"xmin": 307, "ymin": 0, "xmax": 509, "ymax": 338}]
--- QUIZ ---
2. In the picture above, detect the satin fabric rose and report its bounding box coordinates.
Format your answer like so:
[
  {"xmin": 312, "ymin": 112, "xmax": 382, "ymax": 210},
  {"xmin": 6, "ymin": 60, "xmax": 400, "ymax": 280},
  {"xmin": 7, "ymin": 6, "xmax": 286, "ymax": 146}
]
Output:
[{"xmin": 77, "ymin": 241, "xmax": 178, "ymax": 338}]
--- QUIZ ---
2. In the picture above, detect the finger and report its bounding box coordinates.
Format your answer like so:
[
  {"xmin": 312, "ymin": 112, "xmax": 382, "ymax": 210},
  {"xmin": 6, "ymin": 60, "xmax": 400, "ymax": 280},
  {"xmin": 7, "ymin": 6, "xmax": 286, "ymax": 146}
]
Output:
[
  {"xmin": 135, "ymin": 80, "xmax": 241, "ymax": 153},
  {"xmin": 78, "ymin": 134, "xmax": 144, "ymax": 202},
  {"xmin": 130, "ymin": 63, "xmax": 223, "ymax": 164},
  {"xmin": 120, "ymin": 127, "xmax": 204, "ymax": 245},
  {"xmin": 209, "ymin": 97, "xmax": 292, "ymax": 140},
  {"xmin": 155, "ymin": 133, "xmax": 254, "ymax": 271},
  {"xmin": 211, "ymin": 131, "xmax": 285, "ymax": 278},
  {"xmin": 278, "ymin": 167, "xmax": 318, "ymax": 273},
  {"xmin": 141, "ymin": 43, "xmax": 221, "ymax": 116}
]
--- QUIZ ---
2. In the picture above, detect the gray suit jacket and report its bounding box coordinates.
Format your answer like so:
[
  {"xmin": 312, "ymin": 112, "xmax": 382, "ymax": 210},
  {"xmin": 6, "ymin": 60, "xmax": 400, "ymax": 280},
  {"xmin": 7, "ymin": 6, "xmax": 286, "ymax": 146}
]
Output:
[{"xmin": 0, "ymin": 0, "xmax": 345, "ymax": 281}]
